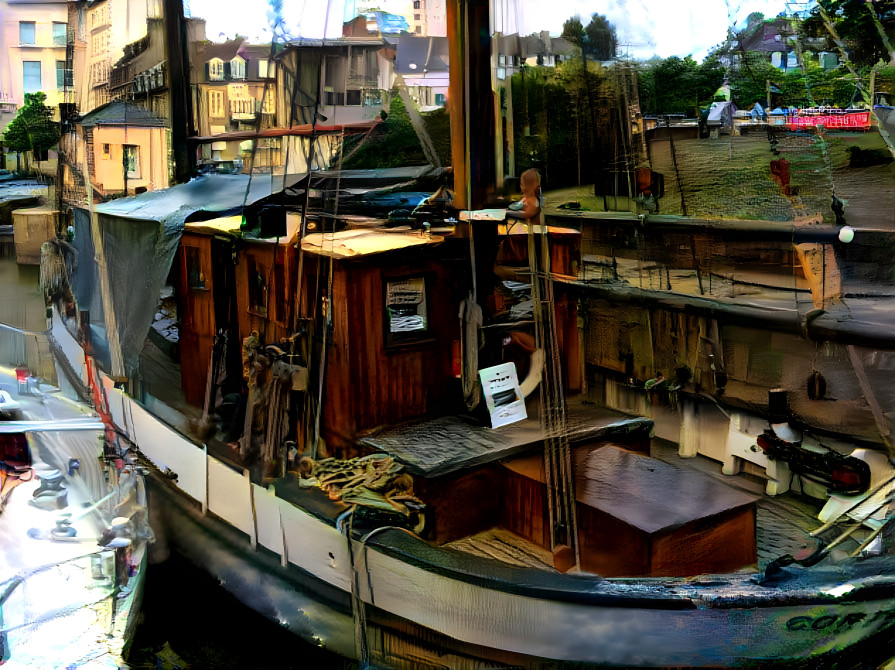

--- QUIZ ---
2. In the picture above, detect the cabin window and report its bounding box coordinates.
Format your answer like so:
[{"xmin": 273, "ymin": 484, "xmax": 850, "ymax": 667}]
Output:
[
  {"xmin": 247, "ymin": 258, "xmax": 268, "ymax": 317},
  {"xmin": 186, "ymin": 247, "xmax": 206, "ymax": 289},
  {"xmin": 385, "ymin": 276, "xmax": 429, "ymax": 345}
]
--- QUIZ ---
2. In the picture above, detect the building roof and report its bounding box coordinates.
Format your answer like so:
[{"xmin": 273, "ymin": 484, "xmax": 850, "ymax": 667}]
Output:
[
  {"xmin": 194, "ymin": 38, "xmax": 244, "ymax": 62},
  {"xmin": 77, "ymin": 101, "xmax": 166, "ymax": 128}
]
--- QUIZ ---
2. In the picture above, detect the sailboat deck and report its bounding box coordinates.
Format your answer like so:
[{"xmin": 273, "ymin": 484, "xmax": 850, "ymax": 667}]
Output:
[{"xmin": 358, "ymin": 400, "xmax": 652, "ymax": 478}]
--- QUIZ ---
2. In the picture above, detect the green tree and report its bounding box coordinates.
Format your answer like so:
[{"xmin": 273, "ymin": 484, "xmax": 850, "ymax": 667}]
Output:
[
  {"xmin": 585, "ymin": 14, "xmax": 617, "ymax": 60},
  {"xmin": 561, "ymin": 15, "xmax": 585, "ymax": 50},
  {"xmin": 727, "ymin": 51, "xmax": 783, "ymax": 108},
  {"xmin": 637, "ymin": 56, "xmax": 726, "ymax": 115},
  {"xmin": 802, "ymin": 0, "xmax": 895, "ymax": 70},
  {"xmin": 2, "ymin": 92, "xmax": 60, "ymax": 168},
  {"xmin": 561, "ymin": 13, "xmax": 617, "ymax": 60},
  {"xmin": 340, "ymin": 92, "xmax": 428, "ymax": 169}
]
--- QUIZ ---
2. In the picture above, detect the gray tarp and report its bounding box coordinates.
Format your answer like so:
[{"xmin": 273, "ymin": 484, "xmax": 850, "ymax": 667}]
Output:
[{"xmin": 69, "ymin": 174, "xmax": 274, "ymax": 376}]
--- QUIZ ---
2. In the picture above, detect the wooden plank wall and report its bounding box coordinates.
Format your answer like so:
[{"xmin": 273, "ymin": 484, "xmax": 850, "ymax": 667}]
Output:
[
  {"xmin": 322, "ymin": 256, "xmax": 461, "ymax": 451},
  {"xmin": 235, "ymin": 240, "xmax": 297, "ymax": 346}
]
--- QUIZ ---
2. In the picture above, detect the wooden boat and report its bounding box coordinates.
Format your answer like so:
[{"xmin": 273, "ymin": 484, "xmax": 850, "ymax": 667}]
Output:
[
  {"xmin": 0, "ymin": 359, "xmax": 150, "ymax": 668},
  {"xmin": 40, "ymin": 1, "xmax": 895, "ymax": 666}
]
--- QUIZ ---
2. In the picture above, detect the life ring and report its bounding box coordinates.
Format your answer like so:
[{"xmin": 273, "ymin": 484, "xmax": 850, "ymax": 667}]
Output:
[{"xmin": 519, "ymin": 348, "xmax": 544, "ymax": 398}]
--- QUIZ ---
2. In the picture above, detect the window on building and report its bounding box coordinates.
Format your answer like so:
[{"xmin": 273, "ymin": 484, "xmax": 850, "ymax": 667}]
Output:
[
  {"xmin": 56, "ymin": 61, "xmax": 65, "ymax": 89},
  {"xmin": 123, "ymin": 145, "xmax": 140, "ymax": 179},
  {"xmin": 20, "ymin": 22, "xmax": 36, "ymax": 45},
  {"xmin": 257, "ymin": 58, "xmax": 274, "ymax": 78},
  {"xmin": 385, "ymin": 277, "xmax": 429, "ymax": 344},
  {"xmin": 230, "ymin": 57, "xmax": 245, "ymax": 80},
  {"xmin": 414, "ymin": 13, "xmax": 421, "ymax": 20},
  {"xmin": 208, "ymin": 90, "xmax": 224, "ymax": 117},
  {"xmin": 324, "ymin": 90, "xmax": 344, "ymax": 106},
  {"xmin": 53, "ymin": 22, "xmax": 67, "ymax": 46},
  {"xmin": 102, "ymin": 143, "xmax": 110, "ymax": 159},
  {"xmin": 23, "ymin": 62, "xmax": 41, "ymax": 94},
  {"xmin": 346, "ymin": 89, "xmax": 361, "ymax": 106},
  {"xmin": 415, "ymin": 26, "xmax": 421, "ymax": 34},
  {"xmin": 413, "ymin": 0, "xmax": 420, "ymax": 8},
  {"xmin": 208, "ymin": 58, "xmax": 224, "ymax": 81}
]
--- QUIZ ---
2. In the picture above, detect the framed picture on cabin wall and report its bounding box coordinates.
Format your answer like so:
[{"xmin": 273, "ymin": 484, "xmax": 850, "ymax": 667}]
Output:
[{"xmin": 384, "ymin": 275, "xmax": 430, "ymax": 347}]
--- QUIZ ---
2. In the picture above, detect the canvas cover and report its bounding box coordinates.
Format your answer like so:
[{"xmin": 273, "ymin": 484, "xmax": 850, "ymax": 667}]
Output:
[{"xmin": 69, "ymin": 174, "xmax": 273, "ymax": 376}]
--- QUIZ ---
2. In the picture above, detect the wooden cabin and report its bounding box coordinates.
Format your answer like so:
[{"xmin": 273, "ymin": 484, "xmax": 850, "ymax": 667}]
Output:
[{"xmin": 298, "ymin": 229, "xmax": 468, "ymax": 453}]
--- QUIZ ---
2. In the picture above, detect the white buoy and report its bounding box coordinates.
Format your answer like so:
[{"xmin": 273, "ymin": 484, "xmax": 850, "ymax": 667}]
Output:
[{"xmin": 838, "ymin": 226, "xmax": 855, "ymax": 243}]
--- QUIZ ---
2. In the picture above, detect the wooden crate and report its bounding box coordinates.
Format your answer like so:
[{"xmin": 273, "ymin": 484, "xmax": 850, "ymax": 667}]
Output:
[{"xmin": 502, "ymin": 445, "xmax": 757, "ymax": 577}]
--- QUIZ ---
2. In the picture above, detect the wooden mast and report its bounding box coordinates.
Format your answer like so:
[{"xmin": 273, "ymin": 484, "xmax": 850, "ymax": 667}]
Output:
[{"xmin": 447, "ymin": 0, "xmax": 495, "ymax": 212}]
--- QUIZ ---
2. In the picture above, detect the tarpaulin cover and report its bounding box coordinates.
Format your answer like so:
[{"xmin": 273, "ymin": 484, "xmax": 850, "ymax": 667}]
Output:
[{"xmin": 69, "ymin": 174, "xmax": 273, "ymax": 376}]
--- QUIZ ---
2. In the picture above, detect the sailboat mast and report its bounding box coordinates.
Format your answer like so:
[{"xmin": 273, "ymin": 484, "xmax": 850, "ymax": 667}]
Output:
[{"xmin": 446, "ymin": 0, "xmax": 495, "ymax": 212}]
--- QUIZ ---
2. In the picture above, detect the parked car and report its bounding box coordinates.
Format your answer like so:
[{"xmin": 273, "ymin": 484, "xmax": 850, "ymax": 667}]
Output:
[{"xmin": 0, "ymin": 388, "xmax": 23, "ymax": 420}]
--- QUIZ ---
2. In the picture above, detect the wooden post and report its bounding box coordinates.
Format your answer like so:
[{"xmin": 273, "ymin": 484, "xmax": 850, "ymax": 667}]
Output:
[{"xmin": 164, "ymin": 0, "xmax": 194, "ymax": 183}]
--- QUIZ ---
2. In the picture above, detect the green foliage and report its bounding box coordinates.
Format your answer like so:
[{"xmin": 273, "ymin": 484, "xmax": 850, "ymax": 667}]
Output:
[
  {"xmin": 637, "ymin": 56, "xmax": 725, "ymax": 115},
  {"xmin": 585, "ymin": 14, "xmax": 617, "ymax": 60},
  {"xmin": 727, "ymin": 52, "xmax": 860, "ymax": 108},
  {"xmin": 805, "ymin": 0, "xmax": 895, "ymax": 70},
  {"xmin": 727, "ymin": 51, "xmax": 784, "ymax": 108},
  {"xmin": 421, "ymin": 107, "xmax": 452, "ymax": 167},
  {"xmin": 561, "ymin": 16, "xmax": 585, "ymax": 49},
  {"xmin": 2, "ymin": 92, "xmax": 60, "ymax": 157},
  {"xmin": 562, "ymin": 13, "xmax": 617, "ymax": 60},
  {"xmin": 340, "ymin": 91, "xmax": 429, "ymax": 169},
  {"xmin": 510, "ymin": 59, "xmax": 620, "ymax": 188}
]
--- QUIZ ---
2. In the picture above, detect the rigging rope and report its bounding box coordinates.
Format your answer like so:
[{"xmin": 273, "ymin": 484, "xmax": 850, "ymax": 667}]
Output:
[{"xmin": 527, "ymin": 213, "xmax": 579, "ymax": 570}]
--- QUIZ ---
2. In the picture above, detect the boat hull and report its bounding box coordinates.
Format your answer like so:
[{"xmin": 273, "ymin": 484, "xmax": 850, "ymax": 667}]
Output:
[{"xmin": 145, "ymin": 461, "xmax": 895, "ymax": 668}]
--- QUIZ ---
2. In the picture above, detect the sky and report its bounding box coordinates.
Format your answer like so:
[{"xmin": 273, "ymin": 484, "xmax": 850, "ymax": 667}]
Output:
[{"xmin": 186, "ymin": 0, "xmax": 791, "ymax": 62}]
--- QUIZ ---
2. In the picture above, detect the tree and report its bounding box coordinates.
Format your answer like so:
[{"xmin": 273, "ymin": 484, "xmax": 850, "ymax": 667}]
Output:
[
  {"xmin": 637, "ymin": 56, "xmax": 726, "ymax": 115},
  {"xmin": 561, "ymin": 15, "xmax": 585, "ymax": 50},
  {"xmin": 2, "ymin": 92, "xmax": 60, "ymax": 168},
  {"xmin": 804, "ymin": 0, "xmax": 895, "ymax": 70},
  {"xmin": 561, "ymin": 13, "xmax": 617, "ymax": 60},
  {"xmin": 585, "ymin": 14, "xmax": 618, "ymax": 60}
]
